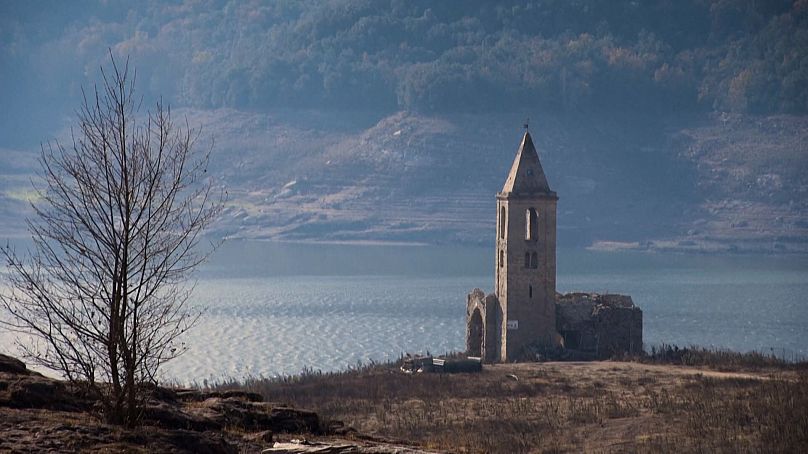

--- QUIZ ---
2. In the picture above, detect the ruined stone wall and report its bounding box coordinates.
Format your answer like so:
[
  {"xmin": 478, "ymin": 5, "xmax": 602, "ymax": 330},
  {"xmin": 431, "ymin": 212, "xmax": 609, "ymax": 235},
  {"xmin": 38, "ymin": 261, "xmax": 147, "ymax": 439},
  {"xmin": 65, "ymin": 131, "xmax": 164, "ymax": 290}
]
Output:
[
  {"xmin": 483, "ymin": 294, "xmax": 502, "ymax": 363},
  {"xmin": 466, "ymin": 289, "xmax": 486, "ymax": 358},
  {"xmin": 466, "ymin": 289, "xmax": 502, "ymax": 363},
  {"xmin": 556, "ymin": 296, "xmax": 597, "ymax": 351},
  {"xmin": 556, "ymin": 293, "xmax": 642, "ymax": 359},
  {"xmin": 594, "ymin": 303, "xmax": 643, "ymax": 358}
]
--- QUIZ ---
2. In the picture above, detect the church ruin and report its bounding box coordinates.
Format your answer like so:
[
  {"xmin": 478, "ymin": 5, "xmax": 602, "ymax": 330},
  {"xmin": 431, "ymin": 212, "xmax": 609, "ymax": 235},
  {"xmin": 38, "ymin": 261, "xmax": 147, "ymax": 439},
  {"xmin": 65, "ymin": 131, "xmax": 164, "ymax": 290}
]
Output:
[{"xmin": 466, "ymin": 130, "xmax": 643, "ymax": 362}]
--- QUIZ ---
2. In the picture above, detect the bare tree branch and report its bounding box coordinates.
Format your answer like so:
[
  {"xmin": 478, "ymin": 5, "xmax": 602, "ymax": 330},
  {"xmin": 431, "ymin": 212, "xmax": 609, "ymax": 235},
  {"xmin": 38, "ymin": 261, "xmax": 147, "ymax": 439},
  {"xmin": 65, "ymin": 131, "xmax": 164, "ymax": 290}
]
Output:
[{"xmin": 0, "ymin": 54, "xmax": 224, "ymax": 427}]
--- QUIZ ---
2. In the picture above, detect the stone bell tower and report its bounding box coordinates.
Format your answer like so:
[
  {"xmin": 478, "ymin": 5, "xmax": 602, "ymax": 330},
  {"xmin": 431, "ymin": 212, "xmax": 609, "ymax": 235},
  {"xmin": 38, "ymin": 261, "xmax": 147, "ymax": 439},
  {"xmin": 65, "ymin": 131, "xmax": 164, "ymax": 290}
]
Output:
[
  {"xmin": 495, "ymin": 130, "xmax": 559, "ymax": 360},
  {"xmin": 468, "ymin": 129, "xmax": 640, "ymax": 363}
]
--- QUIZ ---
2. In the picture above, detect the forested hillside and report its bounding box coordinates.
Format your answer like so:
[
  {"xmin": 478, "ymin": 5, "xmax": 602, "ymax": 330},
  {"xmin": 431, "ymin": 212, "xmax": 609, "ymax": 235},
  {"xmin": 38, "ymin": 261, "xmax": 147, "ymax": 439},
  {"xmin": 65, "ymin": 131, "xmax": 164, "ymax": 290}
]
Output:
[
  {"xmin": 0, "ymin": 0, "xmax": 806, "ymax": 251},
  {"xmin": 3, "ymin": 0, "xmax": 808, "ymax": 121},
  {"xmin": 180, "ymin": 0, "xmax": 807, "ymax": 115}
]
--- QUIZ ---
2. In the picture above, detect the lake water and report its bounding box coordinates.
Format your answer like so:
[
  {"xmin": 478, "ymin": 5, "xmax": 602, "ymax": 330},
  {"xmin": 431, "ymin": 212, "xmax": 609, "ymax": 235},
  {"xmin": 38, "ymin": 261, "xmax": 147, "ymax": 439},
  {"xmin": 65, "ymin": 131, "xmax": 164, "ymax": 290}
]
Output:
[{"xmin": 155, "ymin": 241, "xmax": 808, "ymax": 383}]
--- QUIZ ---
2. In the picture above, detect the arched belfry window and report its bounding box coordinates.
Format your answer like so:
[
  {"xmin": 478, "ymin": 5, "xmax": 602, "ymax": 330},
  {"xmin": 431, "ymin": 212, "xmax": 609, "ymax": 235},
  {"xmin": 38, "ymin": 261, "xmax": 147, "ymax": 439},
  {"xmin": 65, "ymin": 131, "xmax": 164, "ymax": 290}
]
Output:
[
  {"xmin": 526, "ymin": 208, "xmax": 538, "ymax": 240},
  {"xmin": 530, "ymin": 252, "xmax": 538, "ymax": 269},
  {"xmin": 500, "ymin": 206, "xmax": 506, "ymax": 239},
  {"xmin": 524, "ymin": 252, "xmax": 530, "ymax": 268}
]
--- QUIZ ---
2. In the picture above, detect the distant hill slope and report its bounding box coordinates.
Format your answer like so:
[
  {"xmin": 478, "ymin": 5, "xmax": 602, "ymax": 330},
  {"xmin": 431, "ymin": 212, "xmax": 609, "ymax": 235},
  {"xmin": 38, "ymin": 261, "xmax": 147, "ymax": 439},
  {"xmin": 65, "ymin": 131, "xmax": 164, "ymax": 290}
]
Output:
[
  {"xmin": 2, "ymin": 1, "xmax": 807, "ymax": 252},
  {"xmin": 2, "ymin": 109, "xmax": 806, "ymax": 252}
]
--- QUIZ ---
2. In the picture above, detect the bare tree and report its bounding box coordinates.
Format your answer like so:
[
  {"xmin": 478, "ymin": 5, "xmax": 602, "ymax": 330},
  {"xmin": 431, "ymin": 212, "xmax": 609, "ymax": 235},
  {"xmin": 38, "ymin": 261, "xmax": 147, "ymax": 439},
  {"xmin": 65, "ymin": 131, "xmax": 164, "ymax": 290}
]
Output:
[{"xmin": 0, "ymin": 55, "xmax": 223, "ymax": 426}]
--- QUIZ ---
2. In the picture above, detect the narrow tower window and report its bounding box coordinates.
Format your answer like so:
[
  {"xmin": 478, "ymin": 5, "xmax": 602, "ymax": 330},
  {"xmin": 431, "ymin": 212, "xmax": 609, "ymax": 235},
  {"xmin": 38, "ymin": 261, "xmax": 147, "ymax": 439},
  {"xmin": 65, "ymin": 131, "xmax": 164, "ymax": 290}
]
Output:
[
  {"xmin": 524, "ymin": 252, "xmax": 530, "ymax": 268},
  {"xmin": 500, "ymin": 206, "xmax": 506, "ymax": 239},
  {"xmin": 531, "ymin": 252, "xmax": 538, "ymax": 269},
  {"xmin": 529, "ymin": 285, "xmax": 533, "ymax": 298},
  {"xmin": 499, "ymin": 250, "xmax": 504, "ymax": 268},
  {"xmin": 526, "ymin": 207, "xmax": 538, "ymax": 240}
]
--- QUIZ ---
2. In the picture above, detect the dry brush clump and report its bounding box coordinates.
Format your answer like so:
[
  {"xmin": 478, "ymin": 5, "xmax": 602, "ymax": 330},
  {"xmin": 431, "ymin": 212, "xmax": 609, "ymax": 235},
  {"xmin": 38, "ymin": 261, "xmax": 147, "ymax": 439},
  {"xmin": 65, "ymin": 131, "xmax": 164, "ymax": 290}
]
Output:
[
  {"xmin": 644, "ymin": 344, "xmax": 806, "ymax": 371},
  {"xmin": 643, "ymin": 373, "xmax": 808, "ymax": 452}
]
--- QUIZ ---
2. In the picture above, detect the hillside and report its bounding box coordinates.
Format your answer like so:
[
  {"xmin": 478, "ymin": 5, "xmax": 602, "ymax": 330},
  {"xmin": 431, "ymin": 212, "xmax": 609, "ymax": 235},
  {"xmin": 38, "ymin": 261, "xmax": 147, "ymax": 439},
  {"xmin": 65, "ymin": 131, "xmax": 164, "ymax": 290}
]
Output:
[
  {"xmin": 1, "ymin": 109, "xmax": 806, "ymax": 252},
  {"xmin": 200, "ymin": 109, "xmax": 808, "ymax": 252},
  {"xmin": 4, "ymin": 0, "xmax": 807, "ymax": 126},
  {"xmin": 1, "ymin": 0, "xmax": 807, "ymax": 251}
]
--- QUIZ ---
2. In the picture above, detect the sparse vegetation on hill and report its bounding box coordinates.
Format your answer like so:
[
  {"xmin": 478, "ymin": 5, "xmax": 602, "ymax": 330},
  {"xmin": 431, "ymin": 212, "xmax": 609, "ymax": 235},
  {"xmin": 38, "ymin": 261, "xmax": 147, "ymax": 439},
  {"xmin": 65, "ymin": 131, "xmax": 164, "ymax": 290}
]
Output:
[{"xmin": 644, "ymin": 343, "xmax": 808, "ymax": 370}]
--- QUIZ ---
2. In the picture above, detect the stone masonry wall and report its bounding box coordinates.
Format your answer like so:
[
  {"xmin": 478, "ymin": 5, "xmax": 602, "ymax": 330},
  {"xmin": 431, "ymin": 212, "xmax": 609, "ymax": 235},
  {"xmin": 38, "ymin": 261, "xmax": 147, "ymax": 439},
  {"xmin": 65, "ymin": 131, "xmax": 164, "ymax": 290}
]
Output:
[
  {"xmin": 556, "ymin": 293, "xmax": 642, "ymax": 359},
  {"xmin": 466, "ymin": 289, "xmax": 502, "ymax": 363},
  {"xmin": 496, "ymin": 194, "xmax": 559, "ymax": 360},
  {"xmin": 594, "ymin": 302, "xmax": 643, "ymax": 358}
]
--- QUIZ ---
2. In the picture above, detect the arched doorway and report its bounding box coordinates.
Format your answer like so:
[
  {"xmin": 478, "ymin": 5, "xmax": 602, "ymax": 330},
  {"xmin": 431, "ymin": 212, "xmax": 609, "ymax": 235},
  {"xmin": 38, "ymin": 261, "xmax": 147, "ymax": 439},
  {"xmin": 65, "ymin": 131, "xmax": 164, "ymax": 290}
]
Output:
[{"xmin": 467, "ymin": 308, "xmax": 483, "ymax": 357}]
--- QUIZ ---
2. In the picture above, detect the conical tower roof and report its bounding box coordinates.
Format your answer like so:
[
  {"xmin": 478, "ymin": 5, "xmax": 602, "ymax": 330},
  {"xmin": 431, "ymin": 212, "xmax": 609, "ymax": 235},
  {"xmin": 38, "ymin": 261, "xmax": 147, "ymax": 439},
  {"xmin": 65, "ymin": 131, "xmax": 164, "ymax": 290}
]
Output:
[{"xmin": 500, "ymin": 131, "xmax": 554, "ymax": 195}]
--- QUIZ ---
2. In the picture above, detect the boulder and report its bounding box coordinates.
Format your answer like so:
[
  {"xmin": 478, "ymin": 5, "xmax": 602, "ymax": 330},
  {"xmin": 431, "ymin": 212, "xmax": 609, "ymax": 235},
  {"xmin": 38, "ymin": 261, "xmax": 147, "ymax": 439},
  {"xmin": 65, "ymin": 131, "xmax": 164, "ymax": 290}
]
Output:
[
  {"xmin": 120, "ymin": 428, "xmax": 239, "ymax": 454},
  {"xmin": 245, "ymin": 430, "xmax": 274, "ymax": 444},
  {"xmin": 174, "ymin": 389, "xmax": 264, "ymax": 403},
  {"xmin": 0, "ymin": 354, "xmax": 29, "ymax": 375},
  {"xmin": 268, "ymin": 406, "xmax": 320, "ymax": 433},
  {"xmin": 186, "ymin": 398, "xmax": 320, "ymax": 434},
  {"xmin": 142, "ymin": 400, "xmax": 223, "ymax": 431},
  {"xmin": 1, "ymin": 373, "xmax": 86, "ymax": 411},
  {"xmin": 263, "ymin": 440, "xmax": 439, "ymax": 453}
]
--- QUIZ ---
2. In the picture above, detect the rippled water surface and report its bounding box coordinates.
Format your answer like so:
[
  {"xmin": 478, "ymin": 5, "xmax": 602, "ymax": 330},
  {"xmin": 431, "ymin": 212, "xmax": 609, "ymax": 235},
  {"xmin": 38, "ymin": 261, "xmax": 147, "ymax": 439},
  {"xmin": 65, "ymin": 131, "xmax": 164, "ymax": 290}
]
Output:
[{"xmin": 158, "ymin": 242, "xmax": 808, "ymax": 383}]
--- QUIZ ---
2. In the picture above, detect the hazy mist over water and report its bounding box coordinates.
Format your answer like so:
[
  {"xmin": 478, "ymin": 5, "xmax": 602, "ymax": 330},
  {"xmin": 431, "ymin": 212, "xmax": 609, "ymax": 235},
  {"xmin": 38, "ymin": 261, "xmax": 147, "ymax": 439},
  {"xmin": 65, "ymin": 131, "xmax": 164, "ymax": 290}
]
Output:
[{"xmin": 151, "ymin": 241, "xmax": 808, "ymax": 383}]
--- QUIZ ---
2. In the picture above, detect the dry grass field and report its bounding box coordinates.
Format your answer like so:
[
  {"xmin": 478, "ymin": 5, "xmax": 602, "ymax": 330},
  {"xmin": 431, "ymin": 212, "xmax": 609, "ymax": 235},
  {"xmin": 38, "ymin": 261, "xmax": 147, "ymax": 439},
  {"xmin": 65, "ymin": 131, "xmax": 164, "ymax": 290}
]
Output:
[
  {"xmin": 2, "ymin": 349, "xmax": 806, "ymax": 452},
  {"xmin": 220, "ymin": 354, "xmax": 808, "ymax": 453}
]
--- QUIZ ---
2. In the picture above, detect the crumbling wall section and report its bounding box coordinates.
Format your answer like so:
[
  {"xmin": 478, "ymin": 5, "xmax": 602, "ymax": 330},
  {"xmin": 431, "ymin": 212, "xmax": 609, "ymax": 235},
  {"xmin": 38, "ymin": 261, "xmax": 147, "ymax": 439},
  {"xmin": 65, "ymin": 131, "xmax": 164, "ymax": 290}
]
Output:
[
  {"xmin": 466, "ymin": 289, "xmax": 486, "ymax": 358},
  {"xmin": 555, "ymin": 294, "xmax": 597, "ymax": 351},
  {"xmin": 483, "ymin": 293, "xmax": 502, "ymax": 363},
  {"xmin": 593, "ymin": 300, "xmax": 643, "ymax": 358},
  {"xmin": 556, "ymin": 293, "xmax": 643, "ymax": 359},
  {"xmin": 466, "ymin": 289, "xmax": 502, "ymax": 363}
]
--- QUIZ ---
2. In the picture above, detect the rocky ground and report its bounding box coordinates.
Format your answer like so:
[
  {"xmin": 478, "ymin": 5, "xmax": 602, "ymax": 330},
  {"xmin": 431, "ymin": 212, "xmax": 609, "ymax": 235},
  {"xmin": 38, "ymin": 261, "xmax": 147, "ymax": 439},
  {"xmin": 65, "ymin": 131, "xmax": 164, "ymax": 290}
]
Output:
[{"xmin": 0, "ymin": 354, "xmax": 435, "ymax": 453}]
